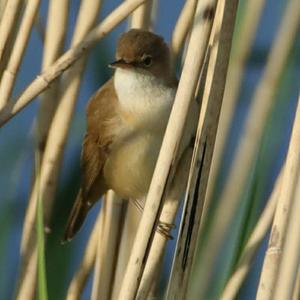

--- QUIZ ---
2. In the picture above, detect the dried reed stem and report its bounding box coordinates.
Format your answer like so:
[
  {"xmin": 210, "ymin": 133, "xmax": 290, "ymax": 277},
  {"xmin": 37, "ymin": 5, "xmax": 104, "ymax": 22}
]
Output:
[
  {"xmin": 90, "ymin": 199, "xmax": 107, "ymax": 300},
  {"xmin": 167, "ymin": 0, "xmax": 238, "ymax": 298},
  {"xmin": 130, "ymin": 0, "xmax": 153, "ymax": 29},
  {"xmin": 171, "ymin": 0, "xmax": 197, "ymax": 63},
  {"xmin": 0, "ymin": 0, "xmax": 8, "ymax": 21},
  {"xmin": 204, "ymin": 0, "xmax": 266, "ymax": 213},
  {"xmin": 15, "ymin": 247, "xmax": 38, "ymax": 300},
  {"xmin": 221, "ymin": 172, "xmax": 281, "ymax": 300},
  {"xmin": 292, "ymin": 267, "xmax": 300, "ymax": 300},
  {"xmin": 36, "ymin": 0, "xmax": 69, "ymax": 153},
  {"xmin": 118, "ymin": 1, "xmax": 218, "ymax": 299},
  {"xmin": 91, "ymin": 192, "xmax": 126, "ymax": 300},
  {"xmin": 198, "ymin": 0, "xmax": 300, "ymax": 297},
  {"xmin": 66, "ymin": 212, "xmax": 103, "ymax": 300},
  {"xmin": 272, "ymin": 93, "xmax": 300, "ymax": 300},
  {"xmin": 0, "ymin": 0, "xmax": 148, "ymax": 127},
  {"xmin": 0, "ymin": 0, "xmax": 23, "ymax": 81},
  {"xmin": 0, "ymin": 0, "xmax": 41, "ymax": 109},
  {"xmin": 0, "ymin": 0, "xmax": 22, "ymax": 65},
  {"xmin": 110, "ymin": 201, "xmax": 138, "ymax": 299}
]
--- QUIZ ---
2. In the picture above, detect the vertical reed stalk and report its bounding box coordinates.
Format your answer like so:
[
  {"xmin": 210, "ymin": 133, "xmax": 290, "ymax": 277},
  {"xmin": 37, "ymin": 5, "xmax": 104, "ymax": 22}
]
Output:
[
  {"xmin": 292, "ymin": 267, "xmax": 300, "ymax": 300},
  {"xmin": 221, "ymin": 172, "xmax": 281, "ymax": 300},
  {"xmin": 36, "ymin": 0, "xmax": 69, "ymax": 154},
  {"xmin": 204, "ymin": 0, "xmax": 266, "ymax": 213},
  {"xmin": 0, "ymin": 0, "xmax": 41, "ymax": 109},
  {"xmin": 90, "ymin": 199, "xmax": 107, "ymax": 300},
  {"xmin": 170, "ymin": 0, "xmax": 198, "ymax": 63},
  {"xmin": 130, "ymin": 0, "xmax": 153, "ymax": 29},
  {"xmin": 273, "ymin": 94, "xmax": 300, "ymax": 300},
  {"xmin": 15, "ymin": 248, "xmax": 38, "ymax": 300},
  {"xmin": 91, "ymin": 192, "xmax": 126, "ymax": 300},
  {"xmin": 66, "ymin": 211, "xmax": 103, "ymax": 300},
  {"xmin": 0, "ymin": 0, "xmax": 23, "ymax": 66},
  {"xmin": 0, "ymin": 0, "xmax": 8, "ymax": 20},
  {"xmin": 110, "ymin": 201, "xmax": 137, "ymax": 299}
]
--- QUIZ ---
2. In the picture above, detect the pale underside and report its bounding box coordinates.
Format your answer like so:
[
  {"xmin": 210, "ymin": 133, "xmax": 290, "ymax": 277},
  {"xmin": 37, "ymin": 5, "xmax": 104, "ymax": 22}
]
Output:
[{"xmin": 104, "ymin": 68, "xmax": 176, "ymax": 199}]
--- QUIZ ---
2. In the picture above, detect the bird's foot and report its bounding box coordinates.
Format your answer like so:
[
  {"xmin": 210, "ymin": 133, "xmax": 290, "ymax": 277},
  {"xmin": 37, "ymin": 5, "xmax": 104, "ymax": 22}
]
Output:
[
  {"xmin": 157, "ymin": 222, "xmax": 176, "ymax": 240},
  {"xmin": 131, "ymin": 199, "xmax": 175, "ymax": 239}
]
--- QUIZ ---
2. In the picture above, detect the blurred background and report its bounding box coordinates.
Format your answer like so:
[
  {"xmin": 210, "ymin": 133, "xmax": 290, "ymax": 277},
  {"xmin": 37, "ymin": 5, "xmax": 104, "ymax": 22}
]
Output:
[{"xmin": 0, "ymin": 0, "xmax": 299, "ymax": 299}]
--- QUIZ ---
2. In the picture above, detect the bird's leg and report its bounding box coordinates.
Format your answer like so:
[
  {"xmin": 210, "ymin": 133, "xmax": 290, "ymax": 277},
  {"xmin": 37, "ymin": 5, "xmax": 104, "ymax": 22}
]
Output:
[{"xmin": 131, "ymin": 198, "xmax": 175, "ymax": 240}]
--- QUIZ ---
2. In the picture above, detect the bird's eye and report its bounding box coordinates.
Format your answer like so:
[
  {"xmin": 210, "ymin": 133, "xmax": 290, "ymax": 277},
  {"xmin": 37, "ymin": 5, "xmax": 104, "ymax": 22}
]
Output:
[{"xmin": 142, "ymin": 55, "xmax": 152, "ymax": 67}]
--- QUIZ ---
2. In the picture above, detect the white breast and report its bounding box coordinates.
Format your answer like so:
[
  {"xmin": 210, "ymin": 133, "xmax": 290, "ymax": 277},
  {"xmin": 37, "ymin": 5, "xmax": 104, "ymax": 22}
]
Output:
[
  {"xmin": 103, "ymin": 69, "xmax": 176, "ymax": 199},
  {"xmin": 114, "ymin": 68, "xmax": 175, "ymax": 130}
]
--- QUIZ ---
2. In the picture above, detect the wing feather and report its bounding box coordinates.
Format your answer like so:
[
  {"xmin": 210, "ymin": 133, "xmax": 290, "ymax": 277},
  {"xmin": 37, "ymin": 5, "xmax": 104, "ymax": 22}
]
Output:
[
  {"xmin": 81, "ymin": 78, "xmax": 120, "ymax": 202},
  {"xmin": 63, "ymin": 78, "xmax": 120, "ymax": 241}
]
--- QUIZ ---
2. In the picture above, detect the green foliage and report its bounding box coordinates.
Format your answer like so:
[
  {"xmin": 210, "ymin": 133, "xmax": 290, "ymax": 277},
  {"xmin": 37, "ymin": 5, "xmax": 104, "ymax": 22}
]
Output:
[{"xmin": 35, "ymin": 154, "xmax": 48, "ymax": 300}]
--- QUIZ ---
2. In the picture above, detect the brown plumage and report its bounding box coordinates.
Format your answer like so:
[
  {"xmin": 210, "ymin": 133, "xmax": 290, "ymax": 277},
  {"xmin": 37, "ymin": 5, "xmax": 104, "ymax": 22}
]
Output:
[{"xmin": 63, "ymin": 79, "xmax": 120, "ymax": 241}]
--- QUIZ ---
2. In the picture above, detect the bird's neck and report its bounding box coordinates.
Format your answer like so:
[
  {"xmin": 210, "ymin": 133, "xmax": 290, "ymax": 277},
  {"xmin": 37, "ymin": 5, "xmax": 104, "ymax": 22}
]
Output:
[{"xmin": 114, "ymin": 68, "xmax": 176, "ymax": 130}]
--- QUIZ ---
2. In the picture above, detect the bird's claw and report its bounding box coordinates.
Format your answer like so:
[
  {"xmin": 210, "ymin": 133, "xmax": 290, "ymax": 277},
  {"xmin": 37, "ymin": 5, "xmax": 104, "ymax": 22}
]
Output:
[{"xmin": 157, "ymin": 222, "xmax": 176, "ymax": 240}]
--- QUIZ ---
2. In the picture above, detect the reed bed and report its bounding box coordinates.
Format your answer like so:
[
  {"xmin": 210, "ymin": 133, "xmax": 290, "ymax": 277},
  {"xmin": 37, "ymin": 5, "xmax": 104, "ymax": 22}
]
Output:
[{"xmin": 0, "ymin": 0, "xmax": 299, "ymax": 299}]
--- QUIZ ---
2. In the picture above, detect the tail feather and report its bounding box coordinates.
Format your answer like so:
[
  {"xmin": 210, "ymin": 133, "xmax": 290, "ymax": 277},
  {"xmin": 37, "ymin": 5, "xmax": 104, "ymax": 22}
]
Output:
[{"xmin": 62, "ymin": 190, "xmax": 89, "ymax": 243}]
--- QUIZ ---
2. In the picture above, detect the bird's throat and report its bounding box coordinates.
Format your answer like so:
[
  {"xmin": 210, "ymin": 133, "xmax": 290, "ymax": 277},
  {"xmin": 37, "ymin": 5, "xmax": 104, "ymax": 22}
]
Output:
[{"xmin": 114, "ymin": 68, "xmax": 176, "ymax": 130}]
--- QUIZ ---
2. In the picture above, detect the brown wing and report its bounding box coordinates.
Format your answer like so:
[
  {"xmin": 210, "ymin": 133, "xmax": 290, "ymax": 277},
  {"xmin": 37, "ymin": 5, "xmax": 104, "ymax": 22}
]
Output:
[
  {"xmin": 63, "ymin": 79, "xmax": 120, "ymax": 242},
  {"xmin": 80, "ymin": 134, "xmax": 107, "ymax": 203}
]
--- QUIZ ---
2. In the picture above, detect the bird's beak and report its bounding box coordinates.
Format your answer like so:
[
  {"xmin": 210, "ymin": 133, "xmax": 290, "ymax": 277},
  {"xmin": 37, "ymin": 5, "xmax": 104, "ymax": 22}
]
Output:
[{"xmin": 108, "ymin": 59, "xmax": 134, "ymax": 69}]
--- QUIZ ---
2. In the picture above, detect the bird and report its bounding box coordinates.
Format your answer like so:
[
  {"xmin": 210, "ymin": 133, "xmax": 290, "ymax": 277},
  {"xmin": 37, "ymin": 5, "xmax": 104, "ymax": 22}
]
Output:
[{"xmin": 63, "ymin": 29, "xmax": 198, "ymax": 242}]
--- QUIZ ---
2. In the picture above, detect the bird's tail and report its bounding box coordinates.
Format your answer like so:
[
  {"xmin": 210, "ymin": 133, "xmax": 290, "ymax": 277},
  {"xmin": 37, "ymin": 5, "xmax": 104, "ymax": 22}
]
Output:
[{"xmin": 62, "ymin": 190, "xmax": 89, "ymax": 243}]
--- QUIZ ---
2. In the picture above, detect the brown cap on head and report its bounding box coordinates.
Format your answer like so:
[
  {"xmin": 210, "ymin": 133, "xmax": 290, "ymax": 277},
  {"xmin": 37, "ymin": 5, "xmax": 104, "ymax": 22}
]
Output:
[{"xmin": 110, "ymin": 29, "xmax": 173, "ymax": 81}]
